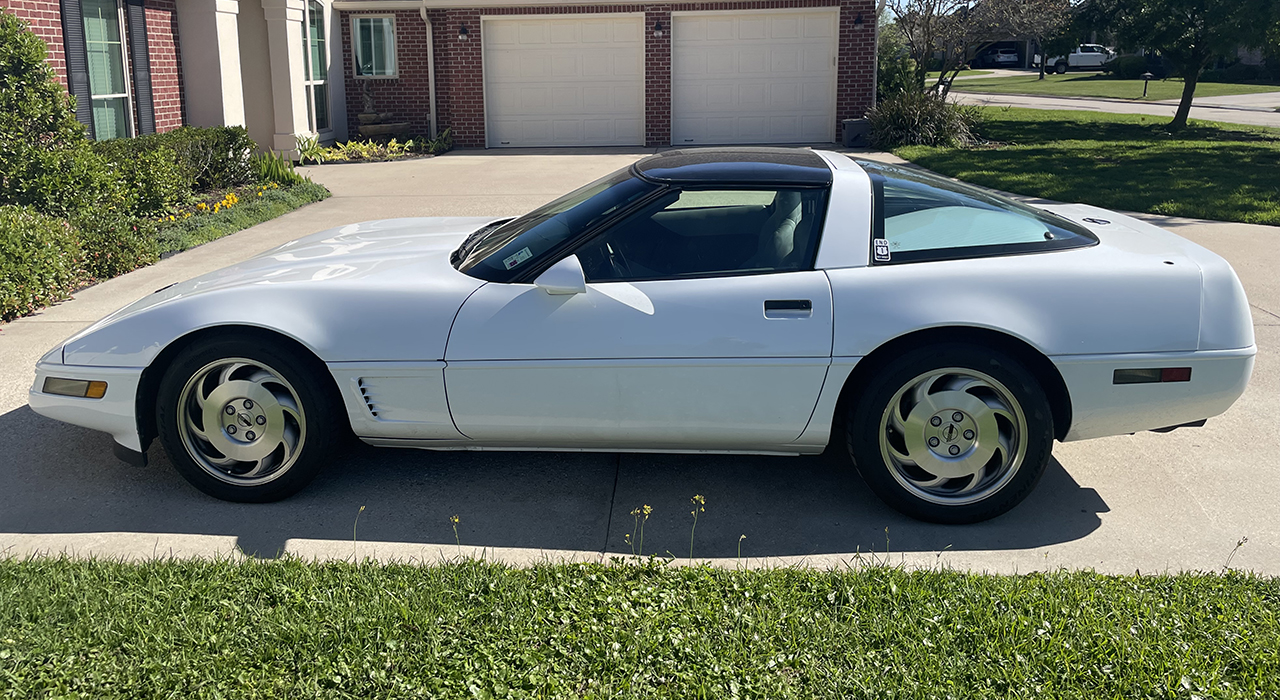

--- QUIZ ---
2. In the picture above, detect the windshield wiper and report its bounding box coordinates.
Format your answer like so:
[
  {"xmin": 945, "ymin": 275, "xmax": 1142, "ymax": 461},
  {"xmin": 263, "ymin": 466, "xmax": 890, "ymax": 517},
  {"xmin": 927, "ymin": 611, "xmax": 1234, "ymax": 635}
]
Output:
[{"xmin": 451, "ymin": 219, "xmax": 510, "ymax": 266}]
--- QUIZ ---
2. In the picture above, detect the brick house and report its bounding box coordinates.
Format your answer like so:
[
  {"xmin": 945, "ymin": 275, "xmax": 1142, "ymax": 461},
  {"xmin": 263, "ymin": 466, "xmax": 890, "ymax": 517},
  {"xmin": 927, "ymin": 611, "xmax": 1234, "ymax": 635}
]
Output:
[
  {"xmin": 337, "ymin": 0, "xmax": 876, "ymax": 148},
  {"xmin": 3, "ymin": 0, "xmax": 875, "ymax": 150}
]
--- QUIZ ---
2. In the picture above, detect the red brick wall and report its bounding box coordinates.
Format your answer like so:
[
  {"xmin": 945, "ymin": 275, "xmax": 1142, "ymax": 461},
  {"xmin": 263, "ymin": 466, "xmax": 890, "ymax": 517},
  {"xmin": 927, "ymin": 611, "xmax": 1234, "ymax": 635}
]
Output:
[
  {"xmin": 340, "ymin": 9, "xmax": 439, "ymax": 140},
  {"xmin": 2, "ymin": 0, "xmax": 68, "ymax": 86},
  {"xmin": 2, "ymin": 0, "xmax": 184, "ymax": 133},
  {"xmin": 144, "ymin": 0, "xmax": 183, "ymax": 131},
  {"xmin": 341, "ymin": 0, "xmax": 876, "ymax": 148}
]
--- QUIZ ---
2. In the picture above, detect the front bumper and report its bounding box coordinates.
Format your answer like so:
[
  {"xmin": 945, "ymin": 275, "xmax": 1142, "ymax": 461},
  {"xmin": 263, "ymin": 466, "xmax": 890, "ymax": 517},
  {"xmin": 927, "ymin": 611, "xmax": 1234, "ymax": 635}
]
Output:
[
  {"xmin": 1054, "ymin": 346, "xmax": 1256, "ymax": 441},
  {"xmin": 29, "ymin": 362, "xmax": 145, "ymax": 453}
]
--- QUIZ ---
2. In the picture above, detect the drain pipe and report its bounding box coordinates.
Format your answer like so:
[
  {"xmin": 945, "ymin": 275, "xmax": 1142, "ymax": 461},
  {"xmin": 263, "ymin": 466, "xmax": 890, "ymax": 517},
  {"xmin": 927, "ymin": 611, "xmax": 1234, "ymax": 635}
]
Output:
[{"xmin": 420, "ymin": 0, "xmax": 438, "ymax": 138}]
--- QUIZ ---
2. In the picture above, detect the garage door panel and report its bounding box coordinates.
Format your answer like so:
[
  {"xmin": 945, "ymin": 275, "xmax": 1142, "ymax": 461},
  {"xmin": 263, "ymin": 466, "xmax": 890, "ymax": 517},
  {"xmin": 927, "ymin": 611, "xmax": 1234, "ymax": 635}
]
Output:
[
  {"xmin": 673, "ymin": 10, "xmax": 836, "ymax": 145},
  {"xmin": 484, "ymin": 16, "xmax": 643, "ymax": 147}
]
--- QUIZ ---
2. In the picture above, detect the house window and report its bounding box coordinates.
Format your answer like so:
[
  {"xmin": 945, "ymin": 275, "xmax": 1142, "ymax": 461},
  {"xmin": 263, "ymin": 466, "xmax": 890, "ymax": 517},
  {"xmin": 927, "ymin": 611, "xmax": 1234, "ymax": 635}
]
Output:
[
  {"xmin": 352, "ymin": 16, "xmax": 396, "ymax": 77},
  {"xmin": 82, "ymin": 0, "xmax": 133, "ymax": 139},
  {"xmin": 302, "ymin": 0, "xmax": 330, "ymax": 132}
]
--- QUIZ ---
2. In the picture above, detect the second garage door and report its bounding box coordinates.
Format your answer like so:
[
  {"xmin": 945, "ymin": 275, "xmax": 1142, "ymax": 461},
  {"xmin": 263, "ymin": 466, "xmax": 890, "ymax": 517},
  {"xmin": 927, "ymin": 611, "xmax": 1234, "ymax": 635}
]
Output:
[
  {"xmin": 672, "ymin": 10, "xmax": 838, "ymax": 145},
  {"xmin": 483, "ymin": 16, "xmax": 644, "ymax": 147}
]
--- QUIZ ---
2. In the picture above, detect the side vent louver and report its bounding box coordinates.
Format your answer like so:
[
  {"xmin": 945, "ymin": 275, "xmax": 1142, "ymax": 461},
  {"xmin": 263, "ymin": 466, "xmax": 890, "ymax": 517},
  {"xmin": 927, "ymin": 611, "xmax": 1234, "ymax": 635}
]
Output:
[{"xmin": 357, "ymin": 378, "xmax": 379, "ymax": 418}]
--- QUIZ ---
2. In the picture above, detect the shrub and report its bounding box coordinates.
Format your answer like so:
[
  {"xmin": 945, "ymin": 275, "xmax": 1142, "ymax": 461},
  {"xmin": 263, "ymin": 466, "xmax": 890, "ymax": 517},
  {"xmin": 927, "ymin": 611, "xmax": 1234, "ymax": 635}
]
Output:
[
  {"xmin": 73, "ymin": 213, "xmax": 159, "ymax": 280},
  {"xmin": 868, "ymin": 91, "xmax": 983, "ymax": 148},
  {"xmin": 155, "ymin": 181, "xmax": 330, "ymax": 254},
  {"xmin": 91, "ymin": 125, "xmax": 255, "ymax": 193},
  {"xmin": 877, "ymin": 23, "xmax": 918, "ymax": 101},
  {"xmin": 0, "ymin": 12, "xmax": 88, "ymax": 193},
  {"xmin": 1102, "ymin": 55, "xmax": 1150, "ymax": 80},
  {"xmin": 0, "ymin": 205, "xmax": 84, "ymax": 322}
]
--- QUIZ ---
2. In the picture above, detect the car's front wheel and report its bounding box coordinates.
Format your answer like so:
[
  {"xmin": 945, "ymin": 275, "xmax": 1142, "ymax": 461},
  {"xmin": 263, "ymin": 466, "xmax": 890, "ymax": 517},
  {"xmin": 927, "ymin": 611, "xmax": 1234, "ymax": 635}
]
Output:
[
  {"xmin": 846, "ymin": 343, "xmax": 1053, "ymax": 524},
  {"xmin": 156, "ymin": 336, "xmax": 342, "ymax": 502}
]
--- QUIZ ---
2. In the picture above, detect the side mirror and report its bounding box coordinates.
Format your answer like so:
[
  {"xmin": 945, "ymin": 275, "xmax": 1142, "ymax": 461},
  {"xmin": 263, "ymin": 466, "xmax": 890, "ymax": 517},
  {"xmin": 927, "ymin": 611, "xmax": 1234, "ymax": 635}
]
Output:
[{"xmin": 534, "ymin": 254, "xmax": 586, "ymax": 295}]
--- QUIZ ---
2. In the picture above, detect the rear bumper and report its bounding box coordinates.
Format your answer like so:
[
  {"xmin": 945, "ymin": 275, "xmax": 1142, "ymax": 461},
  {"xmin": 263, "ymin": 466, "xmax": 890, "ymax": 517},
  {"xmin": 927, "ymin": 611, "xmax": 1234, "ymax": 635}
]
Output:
[
  {"xmin": 28, "ymin": 362, "xmax": 144, "ymax": 452},
  {"xmin": 1054, "ymin": 346, "xmax": 1255, "ymax": 441}
]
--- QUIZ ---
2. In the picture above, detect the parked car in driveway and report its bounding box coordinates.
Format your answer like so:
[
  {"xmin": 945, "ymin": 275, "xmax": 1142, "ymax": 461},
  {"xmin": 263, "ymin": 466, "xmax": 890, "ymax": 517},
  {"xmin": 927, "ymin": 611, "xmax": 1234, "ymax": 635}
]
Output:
[
  {"xmin": 29, "ymin": 149, "xmax": 1256, "ymax": 523},
  {"xmin": 975, "ymin": 48, "xmax": 1020, "ymax": 68},
  {"xmin": 1037, "ymin": 44, "xmax": 1116, "ymax": 73}
]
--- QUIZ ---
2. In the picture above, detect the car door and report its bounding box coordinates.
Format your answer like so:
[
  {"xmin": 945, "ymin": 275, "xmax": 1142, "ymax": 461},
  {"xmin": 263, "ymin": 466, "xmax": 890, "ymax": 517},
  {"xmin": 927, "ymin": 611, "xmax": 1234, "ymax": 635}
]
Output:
[{"xmin": 443, "ymin": 187, "xmax": 834, "ymax": 450}]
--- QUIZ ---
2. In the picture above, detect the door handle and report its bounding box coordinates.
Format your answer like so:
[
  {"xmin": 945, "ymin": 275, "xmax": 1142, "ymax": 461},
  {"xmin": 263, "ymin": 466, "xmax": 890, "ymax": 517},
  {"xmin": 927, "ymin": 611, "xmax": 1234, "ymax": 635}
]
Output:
[{"xmin": 764, "ymin": 299, "xmax": 812, "ymax": 318}]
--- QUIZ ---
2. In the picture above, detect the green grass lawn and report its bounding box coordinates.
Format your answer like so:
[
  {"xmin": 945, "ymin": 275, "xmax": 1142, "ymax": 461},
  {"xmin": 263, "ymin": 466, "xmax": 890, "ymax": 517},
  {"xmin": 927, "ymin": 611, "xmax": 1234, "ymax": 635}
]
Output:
[
  {"xmin": 896, "ymin": 108, "xmax": 1280, "ymax": 225},
  {"xmin": 0, "ymin": 558, "xmax": 1277, "ymax": 698},
  {"xmin": 951, "ymin": 73, "xmax": 1280, "ymax": 101}
]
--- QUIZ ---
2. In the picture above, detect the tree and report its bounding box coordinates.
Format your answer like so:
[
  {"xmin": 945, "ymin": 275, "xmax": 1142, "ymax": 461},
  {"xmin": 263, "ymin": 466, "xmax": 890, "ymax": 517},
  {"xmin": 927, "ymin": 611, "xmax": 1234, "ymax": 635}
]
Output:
[
  {"xmin": 1002, "ymin": 0, "xmax": 1072, "ymax": 80},
  {"xmin": 1097, "ymin": 0, "xmax": 1277, "ymax": 128}
]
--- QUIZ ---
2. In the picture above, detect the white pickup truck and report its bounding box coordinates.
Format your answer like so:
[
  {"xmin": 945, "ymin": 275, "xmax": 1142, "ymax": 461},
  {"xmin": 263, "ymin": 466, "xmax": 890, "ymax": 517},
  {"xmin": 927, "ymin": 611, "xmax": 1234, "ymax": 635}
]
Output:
[{"xmin": 1036, "ymin": 44, "xmax": 1115, "ymax": 73}]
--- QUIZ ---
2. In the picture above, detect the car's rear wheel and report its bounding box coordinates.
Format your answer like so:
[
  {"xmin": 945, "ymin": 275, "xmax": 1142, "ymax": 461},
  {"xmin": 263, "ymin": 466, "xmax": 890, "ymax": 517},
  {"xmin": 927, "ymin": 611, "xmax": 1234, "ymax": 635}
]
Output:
[
  {"xmin": 846, "ymin": 343, "xmax": 1053, "ymax": 523},
  {"xmin": 156, "ymin": 336, "xmax": 341, "ymax": 502},
  {"xmin": 1055, "ymin": 62, "xmax": 1068, "ymax": 74}
]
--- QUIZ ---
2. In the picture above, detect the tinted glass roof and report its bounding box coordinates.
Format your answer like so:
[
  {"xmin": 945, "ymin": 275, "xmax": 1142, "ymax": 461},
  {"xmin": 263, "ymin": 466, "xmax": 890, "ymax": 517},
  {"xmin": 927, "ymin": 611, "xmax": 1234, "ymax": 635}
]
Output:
[{"xmin": 632, "ymin": 148, "xmax": 832, "ymax": 187}]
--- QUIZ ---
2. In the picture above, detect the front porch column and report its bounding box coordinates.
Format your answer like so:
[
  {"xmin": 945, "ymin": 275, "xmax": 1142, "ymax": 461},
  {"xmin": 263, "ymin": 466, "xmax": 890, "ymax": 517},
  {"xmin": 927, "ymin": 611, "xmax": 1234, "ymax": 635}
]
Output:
[
  {"xmin": 175, "ymin": 0, "xmax": 246, "ymax": 127},
  {"xmin": 261, "ymin": 0, "xmax": 309, "ymax": 154}
]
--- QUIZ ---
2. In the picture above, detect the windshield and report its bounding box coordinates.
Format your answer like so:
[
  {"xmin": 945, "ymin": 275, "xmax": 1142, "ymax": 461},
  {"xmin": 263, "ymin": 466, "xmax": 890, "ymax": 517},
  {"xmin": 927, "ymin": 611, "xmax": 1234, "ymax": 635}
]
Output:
[{"xmin": 455, "ymin": 169, "xmax": 660, "ymax": 282}]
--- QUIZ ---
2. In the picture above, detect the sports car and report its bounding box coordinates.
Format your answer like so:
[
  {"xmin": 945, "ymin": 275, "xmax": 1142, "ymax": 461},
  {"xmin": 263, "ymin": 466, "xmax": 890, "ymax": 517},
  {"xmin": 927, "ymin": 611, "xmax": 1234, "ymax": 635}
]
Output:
[{"xmin": 29, "ymin": 148, "xmax": 1255, "ymax": 523}]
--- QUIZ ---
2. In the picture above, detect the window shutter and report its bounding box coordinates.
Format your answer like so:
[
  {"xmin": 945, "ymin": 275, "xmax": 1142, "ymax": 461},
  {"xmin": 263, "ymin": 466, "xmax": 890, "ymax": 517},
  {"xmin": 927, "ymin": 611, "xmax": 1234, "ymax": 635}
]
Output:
[
  {"xmin": 125, "ymin": 0, "xmax": 156, "ymax": 134},
  {"xmin": 59, "ymin": 0, "xmax": 95, "ymax": 134}
]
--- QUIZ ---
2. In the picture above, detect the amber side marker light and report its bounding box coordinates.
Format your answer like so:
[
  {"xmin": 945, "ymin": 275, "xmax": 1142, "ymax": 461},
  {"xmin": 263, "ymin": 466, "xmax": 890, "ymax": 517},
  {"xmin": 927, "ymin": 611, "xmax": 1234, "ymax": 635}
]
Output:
[
  {"xmin": 1113, "ymin": 367, "xmax": 1192, "ymax": 385},
  {"xmin": 43, "ymin": 377, "xmax": 108, "ymax": 399}
]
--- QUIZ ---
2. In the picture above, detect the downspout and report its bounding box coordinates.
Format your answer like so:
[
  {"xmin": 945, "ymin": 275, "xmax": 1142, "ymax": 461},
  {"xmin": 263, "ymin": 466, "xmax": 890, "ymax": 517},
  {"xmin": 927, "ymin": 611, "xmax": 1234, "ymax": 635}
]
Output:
[{"xmin": 420, "ymin": 1, "xmax": 438, "ymax": 138}]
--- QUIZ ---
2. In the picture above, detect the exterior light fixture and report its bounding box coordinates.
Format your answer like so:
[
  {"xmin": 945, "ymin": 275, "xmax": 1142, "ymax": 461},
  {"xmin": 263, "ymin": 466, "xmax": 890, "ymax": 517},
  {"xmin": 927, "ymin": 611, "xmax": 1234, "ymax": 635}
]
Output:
[
  {"xmin": 458, "ymin": 24, "xmax": 469, "ymax": 41},
  {"xmin": 1141, "ymin": 71, "xmax": 1155, "ymax": 97},
  {"xmin": 654, "ymin": 20, "xmax": 663, "ymax": 37},
  {"xmin": 853, "ymin": 12, "xmax": 864, "ymax": 29}
]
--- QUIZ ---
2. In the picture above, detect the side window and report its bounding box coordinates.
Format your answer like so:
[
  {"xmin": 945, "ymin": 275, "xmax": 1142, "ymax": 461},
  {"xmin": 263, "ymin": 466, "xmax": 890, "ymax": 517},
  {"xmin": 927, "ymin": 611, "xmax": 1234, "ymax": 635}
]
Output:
[
  {"xmin": 857, "ymin": 160, "xmax": 1097, "ymax": 264},
  {"xmin": 574, "ymin": 188, "xmax": 827, "ymax": 283}
]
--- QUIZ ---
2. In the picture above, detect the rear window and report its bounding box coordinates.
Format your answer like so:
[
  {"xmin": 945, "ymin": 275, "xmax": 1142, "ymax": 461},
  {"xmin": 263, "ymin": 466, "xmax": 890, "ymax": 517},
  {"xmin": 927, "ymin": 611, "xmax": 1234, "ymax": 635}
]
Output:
[{"xmin": 856, "ymin": 160, "xmax": 1097, "ymax": 265}]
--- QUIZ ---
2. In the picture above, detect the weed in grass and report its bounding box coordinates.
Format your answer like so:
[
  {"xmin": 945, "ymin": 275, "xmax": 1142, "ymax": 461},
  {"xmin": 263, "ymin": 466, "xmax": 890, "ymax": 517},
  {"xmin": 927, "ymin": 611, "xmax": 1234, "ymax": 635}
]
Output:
[
  {"xmin": 626, "ymin": 504, "xmax": 651, "ymax": 556},
  {"xmin": 450, "ymin": 514, "xmax": 461, "ymax": 554},
  {"xmin": 738, "ymin": 534, "xmax": 746, "ymax": 561},
  {"xmin": 1224, "ymin": 536, "xmax": 1249, "ymax": 572},
  {"xmin": 689, "ymin": 494, "xmax": 705, "ymax": 562},
  {"xmin": 353, "ymin": 504, "xmax": 365, "ymax": 559}
]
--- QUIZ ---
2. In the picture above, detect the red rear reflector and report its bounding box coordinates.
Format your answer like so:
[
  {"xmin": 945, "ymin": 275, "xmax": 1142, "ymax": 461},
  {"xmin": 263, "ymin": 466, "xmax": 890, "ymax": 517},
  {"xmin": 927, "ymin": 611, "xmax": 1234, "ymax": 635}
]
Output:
[
  {"xmin": 1161, "ymin": 367, "xmax": 1192, "ymax": 383},
  {"xmin": 1114, "ymin": 367, "xmax": 1193, "ymax": 384}
]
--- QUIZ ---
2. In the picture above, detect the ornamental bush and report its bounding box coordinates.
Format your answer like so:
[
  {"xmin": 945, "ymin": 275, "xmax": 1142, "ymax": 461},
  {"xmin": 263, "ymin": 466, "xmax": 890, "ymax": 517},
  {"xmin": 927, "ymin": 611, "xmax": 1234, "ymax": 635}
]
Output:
[
  {"xmin": 867, "ymin": 91, "xmax": 984, "ymax": 148},
  {"xmin": 73, "ymin": 213, "xmax": 160, "ymax": 280},
  {"xmin": 1101, "ymin": 55, "xmax": 1150, "ymax": 80},
  {"xmin": 0, "ymin": 206, "xmax": 84, "ymax": 322}
]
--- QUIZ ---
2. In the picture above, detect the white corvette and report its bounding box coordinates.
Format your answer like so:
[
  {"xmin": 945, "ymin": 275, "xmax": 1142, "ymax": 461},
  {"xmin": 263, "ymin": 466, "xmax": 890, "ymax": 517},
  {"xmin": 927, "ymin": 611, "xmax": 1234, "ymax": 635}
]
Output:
[{"xmin": 30, "ymin": 149, "xmax": 1255, "ymax": 522}]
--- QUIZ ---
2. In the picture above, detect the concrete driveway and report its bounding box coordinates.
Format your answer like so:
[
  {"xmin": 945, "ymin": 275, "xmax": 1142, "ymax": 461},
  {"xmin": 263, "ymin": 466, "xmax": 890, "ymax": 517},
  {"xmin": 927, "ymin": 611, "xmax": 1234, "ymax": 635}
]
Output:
[{"xmin": 1, "ymin": 150, "xmax": 1277, "ymax": 574}]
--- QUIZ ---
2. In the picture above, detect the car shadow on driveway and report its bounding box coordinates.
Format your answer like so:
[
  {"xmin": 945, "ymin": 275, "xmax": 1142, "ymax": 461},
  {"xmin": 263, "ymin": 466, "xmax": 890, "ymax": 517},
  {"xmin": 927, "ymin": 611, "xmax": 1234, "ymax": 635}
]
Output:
[{"xmin": 0, "ymin": 405, "xmax": 1107, "ymax": 560}]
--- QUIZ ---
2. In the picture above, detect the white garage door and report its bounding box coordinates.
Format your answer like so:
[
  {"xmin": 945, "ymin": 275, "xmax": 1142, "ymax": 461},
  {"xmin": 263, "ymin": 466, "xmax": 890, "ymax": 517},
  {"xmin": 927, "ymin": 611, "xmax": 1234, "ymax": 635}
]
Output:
[
  {"xmin": 672, "ymin": 10, "xmax": 838, "ymax": 145},
  {"xmin": 483, "ymin": 16, "xmax": 644, "ymax": 147}
]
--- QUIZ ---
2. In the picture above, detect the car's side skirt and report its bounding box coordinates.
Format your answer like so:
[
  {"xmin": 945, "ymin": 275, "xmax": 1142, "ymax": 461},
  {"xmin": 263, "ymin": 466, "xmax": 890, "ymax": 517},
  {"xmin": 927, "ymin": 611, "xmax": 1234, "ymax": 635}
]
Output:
[{"xmin": 357, "ymin": 437, "xmax": 825, "ymax": 457}]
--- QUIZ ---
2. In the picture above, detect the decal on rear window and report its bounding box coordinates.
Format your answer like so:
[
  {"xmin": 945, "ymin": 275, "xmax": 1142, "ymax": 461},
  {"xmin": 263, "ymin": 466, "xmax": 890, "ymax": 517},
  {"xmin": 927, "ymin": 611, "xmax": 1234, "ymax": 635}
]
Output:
[
  {"xmin": 873, "ymin": 238, "xmax": 892, "ymax": 262},
  {"xmin": 503, "ymin": 247, "xmax": 533, "ymax": 270}
]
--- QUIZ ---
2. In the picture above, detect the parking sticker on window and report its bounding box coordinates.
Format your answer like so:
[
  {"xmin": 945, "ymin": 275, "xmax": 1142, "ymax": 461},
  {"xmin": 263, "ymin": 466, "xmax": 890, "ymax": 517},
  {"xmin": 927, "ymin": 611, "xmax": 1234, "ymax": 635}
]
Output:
[
  {"xmin": 503, "ymin": 247, "xmax": 533, "ymax": 270},
  {"xmin": 873, "ymin": 239, "xmax": 891, "ymax": 262}
]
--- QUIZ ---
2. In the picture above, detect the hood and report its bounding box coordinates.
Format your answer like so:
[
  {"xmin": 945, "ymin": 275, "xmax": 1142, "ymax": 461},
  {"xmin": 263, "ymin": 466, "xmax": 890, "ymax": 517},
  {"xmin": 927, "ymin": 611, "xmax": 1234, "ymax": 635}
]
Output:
[{"xmin": 60, "ymin": 217, "xmax": 504, "ymax": 366}]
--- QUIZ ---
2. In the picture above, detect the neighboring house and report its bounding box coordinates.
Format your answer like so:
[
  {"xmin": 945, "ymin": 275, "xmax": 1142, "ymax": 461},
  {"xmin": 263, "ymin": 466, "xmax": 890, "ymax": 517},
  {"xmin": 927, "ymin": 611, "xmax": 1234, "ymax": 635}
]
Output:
[{"xmin": 3, "ymin": 0, "xmax": 876, "ymax": 150}]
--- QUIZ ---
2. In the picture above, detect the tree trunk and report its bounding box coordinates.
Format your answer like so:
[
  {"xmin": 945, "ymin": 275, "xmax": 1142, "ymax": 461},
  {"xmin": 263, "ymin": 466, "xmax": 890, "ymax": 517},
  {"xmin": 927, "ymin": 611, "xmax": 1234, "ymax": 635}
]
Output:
[
  {"xmin": 1170, "ymin": 72, "xmax": 1199, "ymax": 129},
  {"xmin": 1036, "ymin": 37, "xmax": 1046, "ymax": 80}
]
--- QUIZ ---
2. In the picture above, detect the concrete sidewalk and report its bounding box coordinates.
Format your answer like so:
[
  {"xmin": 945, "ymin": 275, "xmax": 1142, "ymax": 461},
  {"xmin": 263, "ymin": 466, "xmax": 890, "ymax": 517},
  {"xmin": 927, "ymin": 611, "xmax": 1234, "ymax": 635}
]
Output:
[
  {"xmin": 952, "ymin": 91, "xmax": 1280, "ymax": 128},
  {"xmin": 1, "ymin": 151, "xmax": 1277, "ymax": 574}
]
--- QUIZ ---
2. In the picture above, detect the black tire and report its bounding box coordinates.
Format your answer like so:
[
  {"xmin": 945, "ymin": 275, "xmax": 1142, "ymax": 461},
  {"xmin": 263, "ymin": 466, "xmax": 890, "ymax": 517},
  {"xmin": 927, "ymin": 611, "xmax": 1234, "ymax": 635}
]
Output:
[
  {"xmin": 156, "ymin": 334, "xmax": 343, "ymax": 502},
  {"xmin": 1055, "ymin": 62, "xmax": 1068, "ymax": 74},
  {"xmin": 846, "ymin": 343, "xmax": 1054, "ymax": 524}
]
